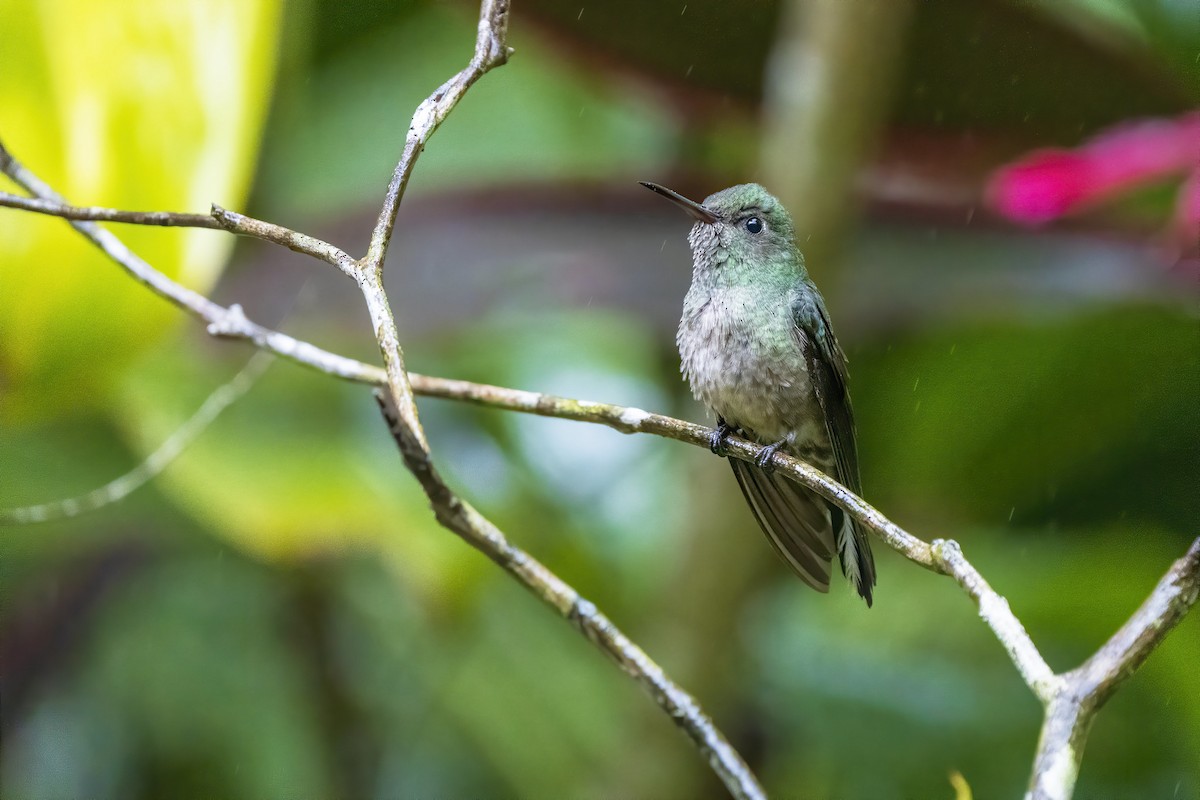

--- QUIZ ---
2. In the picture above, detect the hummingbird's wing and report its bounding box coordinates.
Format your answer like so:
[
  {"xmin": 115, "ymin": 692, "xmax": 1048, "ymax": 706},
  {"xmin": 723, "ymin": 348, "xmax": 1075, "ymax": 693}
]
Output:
[
  {"xmin": 793, "ymin": 290, "xmax": 877, "ymax": 606},
  {"xmin": 729, "ymin": 458, "xmax": 836, "ymax": 592}
]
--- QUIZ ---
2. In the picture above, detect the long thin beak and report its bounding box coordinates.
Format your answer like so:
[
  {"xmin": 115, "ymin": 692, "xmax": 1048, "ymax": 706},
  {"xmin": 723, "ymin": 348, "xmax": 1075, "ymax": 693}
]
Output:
[{"xmin": 639, "ymin": 181, "xmax": 718, "ymax": 224}]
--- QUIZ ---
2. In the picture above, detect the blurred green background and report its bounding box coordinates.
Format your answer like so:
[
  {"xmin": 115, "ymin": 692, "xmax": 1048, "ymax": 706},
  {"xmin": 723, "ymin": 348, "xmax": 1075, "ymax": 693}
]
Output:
[{"xmin": 2, "ymin": 0, "xmax": 1198, "ymax": 798}]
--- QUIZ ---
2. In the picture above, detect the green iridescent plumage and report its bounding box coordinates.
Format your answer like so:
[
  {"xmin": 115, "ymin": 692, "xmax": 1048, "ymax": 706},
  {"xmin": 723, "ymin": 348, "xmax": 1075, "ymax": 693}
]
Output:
[{"xmin": 643, "ymin": 181, "xmax": 877, "ymax": 606}]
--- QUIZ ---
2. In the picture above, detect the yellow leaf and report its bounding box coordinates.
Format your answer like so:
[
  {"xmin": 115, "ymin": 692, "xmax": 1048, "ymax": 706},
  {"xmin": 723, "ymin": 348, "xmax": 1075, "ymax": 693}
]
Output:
[
  {"xmin": 949, "ymin": 769, "xmax": 974, "ymax": 800},
  {"xmin": 0, "ymin": 0, "xmax": 282, "ymax": 418}
]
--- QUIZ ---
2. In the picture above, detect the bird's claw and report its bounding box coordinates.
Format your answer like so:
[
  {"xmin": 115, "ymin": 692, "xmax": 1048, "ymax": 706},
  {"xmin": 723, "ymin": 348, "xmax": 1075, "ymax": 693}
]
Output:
[
  {"xmin": 755, "ymin": 440, "xmax": 786, "ymax": 472},
  {"xmin": 709, "ymin": 419, "xmax": 734, "ymax": 457}
]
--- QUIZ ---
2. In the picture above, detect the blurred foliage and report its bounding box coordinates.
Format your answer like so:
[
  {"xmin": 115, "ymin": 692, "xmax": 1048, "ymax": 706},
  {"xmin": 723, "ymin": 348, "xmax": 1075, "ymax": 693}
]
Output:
[
  {"xmin": 520, "ymin": 0, "xmax": 1197, "ymax": 133},
  {"xmin": 855, "ymin": 305, "xmax": 1199, "ymax": 533},
  {"xmin": 2, "ymin": 0, "xmax": 1198, "ymax": 799},
  {"xmin": 261, "ymin": 1, "xmax": 676, "ymax": 216},
  {"xmin": 0, "ymin": 0, "xmax": 281, "ymax": 419}
]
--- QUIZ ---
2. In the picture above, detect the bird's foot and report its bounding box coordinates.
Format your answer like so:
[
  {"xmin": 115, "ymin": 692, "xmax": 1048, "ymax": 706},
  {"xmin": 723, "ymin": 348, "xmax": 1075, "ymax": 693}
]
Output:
[
  {"xmin": 709, "ymin": 418, "xmax": 735, "ymax": 457},
  {"xmin": 755, "ymin": 439, "xmax": 787, "ymax": 472}
]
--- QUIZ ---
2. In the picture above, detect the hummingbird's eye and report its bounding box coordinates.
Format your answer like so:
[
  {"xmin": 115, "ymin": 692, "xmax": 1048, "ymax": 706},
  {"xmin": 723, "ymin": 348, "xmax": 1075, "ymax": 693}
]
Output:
[{"xmin": 744, "ymin": 217, "xmax": 763, "ymax": 234}]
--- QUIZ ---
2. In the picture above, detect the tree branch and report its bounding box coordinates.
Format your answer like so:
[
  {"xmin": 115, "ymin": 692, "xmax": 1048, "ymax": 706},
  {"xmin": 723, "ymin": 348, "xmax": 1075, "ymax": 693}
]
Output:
[
  {"xmin": 932, "ymin": 540, "xmax": 1061, "ymax": 703},
  {"xmin": 1025, "ymin": 537, "xmax": 1200, "ymax": 800},
  {"xmin": 374, "ymin": 391, "xmax": 764, "ymax": 800},
  {"xmin": 0, "ymin": 5, "xmax": 766, "ymax": 797},
  {"xmin": 1078, "ymin": 537, "xmax": 1200, "ymax": 706},
  {"xmin": 0, "ymin": 352, "xmax": 272, "ymax": 524},
  {"xmin": 0, "ymin": 149, "xmax": 1159, "ymax": 710},
  {"xmin": 363, "ymin": 0, "xmax": 511, "ymax": 277},
  {"xmin": 4, "ymin": 2, "xmax": 1196, "ymax": 794},
  {"xmin": 0, "ymin": 146, "xmax": 383, "ymax": 385},
  {"xmin": 355, "ymin": 0, "xmax": 512, "ymax": 451},
  {"xmin": 349, "ymin": 3, "xmax": 758, "ymax": 795},
  {"xmin": 0, "ymin": 190, "xmax": 220, "ymax": 228},
  {"xmin": 4, "ymin": 142, "xmax": 1195, "ymax": 795},
  {"xmin": 211, "ymin": 204, "xmax": 358, "ymax": 277}
]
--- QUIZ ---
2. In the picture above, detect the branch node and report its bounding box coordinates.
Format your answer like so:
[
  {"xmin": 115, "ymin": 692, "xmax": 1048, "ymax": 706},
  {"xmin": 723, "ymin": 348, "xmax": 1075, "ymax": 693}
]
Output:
[
  {"xmin": 931, "ymin": 537, "xmax": 955, "ymax": 559},
  {"xmin": 209, "ymin": 203, "xmax": 244, "ymax": 232},
  {"xmin": 569, "ymin": 597, "xmax": 598, "ymax": 632},
  {"xmin": 207, "ymin": 303, "xmax": 250, "ymax": 337}
]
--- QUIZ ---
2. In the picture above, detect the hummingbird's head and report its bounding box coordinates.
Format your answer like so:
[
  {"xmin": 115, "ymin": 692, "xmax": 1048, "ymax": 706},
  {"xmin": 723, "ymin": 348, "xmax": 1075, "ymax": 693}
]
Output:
[{"xmin": 640, "ymin": 181, "xmax": 800, "ymax": 282}]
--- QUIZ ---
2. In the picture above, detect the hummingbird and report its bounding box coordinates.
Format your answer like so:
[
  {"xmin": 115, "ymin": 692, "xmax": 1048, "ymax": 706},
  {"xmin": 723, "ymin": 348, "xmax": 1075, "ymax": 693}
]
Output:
[{"xmin": 641, "ymin": 181, "xmax": 876, "ymax": 606}]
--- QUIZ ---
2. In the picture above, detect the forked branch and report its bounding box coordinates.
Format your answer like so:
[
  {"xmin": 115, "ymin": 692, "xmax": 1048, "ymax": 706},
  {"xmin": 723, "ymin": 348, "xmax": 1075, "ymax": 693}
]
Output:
[{"xmin": 1, "ymin": 1, "xmax": 1196, "ymax": 796}]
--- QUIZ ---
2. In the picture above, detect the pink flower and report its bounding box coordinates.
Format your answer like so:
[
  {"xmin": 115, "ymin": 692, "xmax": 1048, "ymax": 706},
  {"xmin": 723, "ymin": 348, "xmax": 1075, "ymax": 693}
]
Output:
[
  {"xmin": 1175, "ymin": 170, "xmax": 1200, "ymax": 252},
  {"xmin": 986, "ymin": 112, "xmax": 1200, "ymax": 228}
]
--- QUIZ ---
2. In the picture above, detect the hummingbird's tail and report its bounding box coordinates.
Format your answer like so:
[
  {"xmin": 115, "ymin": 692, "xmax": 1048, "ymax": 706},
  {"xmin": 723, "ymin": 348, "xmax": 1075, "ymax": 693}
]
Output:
[
  {"xmin": 833, "ymin": 509, "xmax": 876, "ymax": 607},
  {"xmin": 729, "ymin": 458, "xmax": 835, "ymax": 593},
  {"xmin": 730, "ymin": 459, "xmax": 876, "ymax": 605}
]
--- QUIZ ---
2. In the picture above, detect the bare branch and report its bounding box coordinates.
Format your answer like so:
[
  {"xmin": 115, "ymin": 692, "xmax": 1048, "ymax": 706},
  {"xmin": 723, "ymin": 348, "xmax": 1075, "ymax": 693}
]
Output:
[
  {"xmin": 211, "ymin": 204, "xmax": 358, "ymax": 277},
  {"xmin": 0, "ymin": 352, "xmax": 272, "ymax": 524},
  {"xmin": 5, "ymin": 1, "xmax": 1195, "ymax": 792},
  {"xmin": 406, "ymin": 374, "xmax": 940, "ymax": 562},
  {"xmin": 932, "ymin": 540, "xmax": 1061, "ymax": 702},
  {"xmin": 2, "ymin": 149, "xmax": 227, "ymax": 316},
  {"xmin": 0, "ymin": 145, "xmax": 1134, "ymax": 719},
  {"xmin": 356, "ymin": 0, "xmax": 512, "ymax": 453},
  {"xmin": 350, "ymin": 3, "xmax": 765, "ymax": 795},
  {"xmin": 0, "ymin": 188, "xmax": 358, "ymax": 278},
  {"xmin": 0, "ymin": 190, "xmax": 220, "ymax": 228},
  {"xmin": 3, "ymin": 4, "xmax": 765, "ymax": 795},
  {"xmin": 374, "ymin": 391, "xmax": 765, "ymax": 800},
  {"xmin": 403, "ymin": 375, "xmax": 1077, "ymax": 706},
  {"xmin": 0, "ymin": 151, "xmax": 1059, "ymax": 706},
  {"xmin": 0, "ymin": 145, "xmax": 382, "ymax": 385},
  {"xmin": 1078, "ymin": 536, "xmax": 1200, "ymax": 705},
  {"xmin": 358, "ymin": 270, "xmax": 431, "ymax": 450},
  {"xmin": 1026, "ymin": 537, "xmax": 1200, "ymax": 800},
  {"xmin": 363, "ymin": 0, "xmax": 511, "ymax": 277}
]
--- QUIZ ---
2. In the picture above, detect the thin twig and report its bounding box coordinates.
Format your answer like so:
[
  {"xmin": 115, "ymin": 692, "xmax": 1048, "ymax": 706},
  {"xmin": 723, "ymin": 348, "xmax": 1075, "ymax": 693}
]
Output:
[
  {"xmin": 0, "ymin": 146, "xmax": 382, "ymax": 385},
  {"xmin": 339, "ymin": 1, "xmax": 760, "ymax": 794},
  {"xmin": 211, "ymin": 204, "xmax": 358, "ymax": 277},
  {"xmin": 4, "ymin": 8, "xmax": 1196, "ymax": 791},
  {"xmin": 0, "ymin": 190, "xmax": 220, "ymax": 227},
  {"xmin": 0, "ymin": 188, "xmax": 357, "ymax": 278},
  {"xmin": 1, "ymin": 148, "xmax": 1187, "ymax": 725},
  {"xmin": 354, "ymin": 0, "xmax": 513, "ymax": 454},
  {"xmin": 0, "ymin": 154, "xmax": 1071, "ymax": 697},
  {"xmin": 1077, "ymin": 536, "xmax": 1200, "ymax": 706},
  {"xmin": 358, "ymin": 270, "xmax": 431, "ymax": 450},
  {"xmin": 407, "ymin": 374, "xmax": 940, "ymax": 563},
  {"xmin": 374, "ymin": 391, "xmax": 765, "ymax": 800},
  {"xmin": 363, "ymin": 0, "xmax": 511, "ymax": 277},
  {"xmin": 1, "ymin": 6, "xmax": 767, "ymax": 796},
  {"xmin": 0, "ymin": 352, "xmax": 272, "ymax": 524},
  {"xmin": 349, "ymin": 1, "xmax": 759, "ymax": 793}
]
